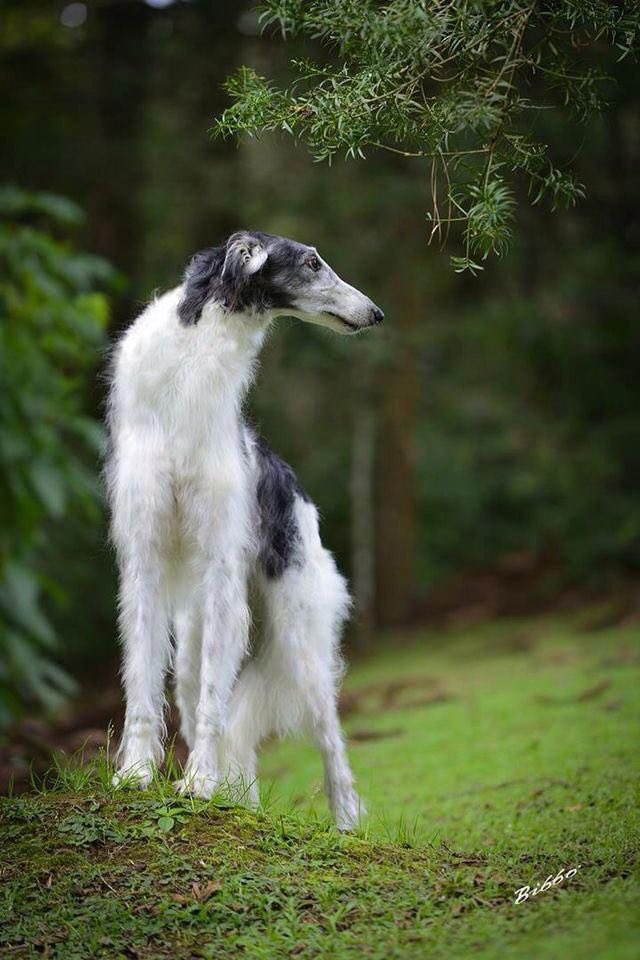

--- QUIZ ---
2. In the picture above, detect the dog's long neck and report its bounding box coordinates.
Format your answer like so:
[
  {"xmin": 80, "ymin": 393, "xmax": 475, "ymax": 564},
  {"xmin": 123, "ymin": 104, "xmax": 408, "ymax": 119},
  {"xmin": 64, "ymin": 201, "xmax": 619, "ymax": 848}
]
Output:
[
  {"xmin": 110, "ymin": 288, "xmax": 272, "ymax": 451},
  {"xmin": 193, "ymin": 298, "xmax": 271, "ymax": 402}
]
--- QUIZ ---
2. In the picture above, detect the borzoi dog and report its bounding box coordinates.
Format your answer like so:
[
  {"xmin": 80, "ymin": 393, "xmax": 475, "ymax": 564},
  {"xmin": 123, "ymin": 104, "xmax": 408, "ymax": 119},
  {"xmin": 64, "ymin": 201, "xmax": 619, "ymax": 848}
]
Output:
[{"xmin": 107, "ymin": 231, "xmax": 383, "ymax": 830}]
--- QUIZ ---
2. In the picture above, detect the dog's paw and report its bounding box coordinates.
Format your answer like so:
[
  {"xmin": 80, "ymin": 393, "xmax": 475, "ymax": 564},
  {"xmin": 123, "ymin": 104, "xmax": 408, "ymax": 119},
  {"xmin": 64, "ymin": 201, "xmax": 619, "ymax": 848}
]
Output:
[
  {"xmin": 173, "ymin": 769, "xmax": 219, "ymax": 800},
  {"xmin": 111, "ymin": 762, "xmax": 154, "ymax": 790},
  {"xmin": 333, "ymin": 790, "xmax": 366, "ymax": 832}
]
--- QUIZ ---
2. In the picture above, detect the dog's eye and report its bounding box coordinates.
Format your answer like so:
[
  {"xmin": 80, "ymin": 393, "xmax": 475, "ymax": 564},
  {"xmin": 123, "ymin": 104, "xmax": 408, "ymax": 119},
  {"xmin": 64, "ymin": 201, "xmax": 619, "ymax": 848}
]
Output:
[{"xmin": 306, "ymin": 256, "xmax": 321, "ymax": 272}]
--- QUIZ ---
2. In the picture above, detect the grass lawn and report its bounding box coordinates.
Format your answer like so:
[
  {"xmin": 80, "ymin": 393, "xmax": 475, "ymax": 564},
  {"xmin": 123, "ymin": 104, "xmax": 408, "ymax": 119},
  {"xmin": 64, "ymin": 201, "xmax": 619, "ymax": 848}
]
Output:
[{"xmin": 1, "ymin": 613, "xmax": 639, "ymax": 958}]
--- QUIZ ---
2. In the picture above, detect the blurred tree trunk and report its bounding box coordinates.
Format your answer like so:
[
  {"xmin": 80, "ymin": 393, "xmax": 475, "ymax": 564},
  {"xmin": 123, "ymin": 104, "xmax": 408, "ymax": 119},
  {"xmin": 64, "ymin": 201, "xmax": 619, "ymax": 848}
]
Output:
[
  {"xmin": 86, "ymin": 1, "xmax": 152, "ymax": 328},
  {"xmin": 375, "ymin": 263, "xmax": 421, "ymax": 628},
  {"xmin": 350, "ymin": 389, "xmax": 376, "ymax": 646},
  {"xmin": 606, "ymin": 108, "xmax": 637, "ymax": 244}
]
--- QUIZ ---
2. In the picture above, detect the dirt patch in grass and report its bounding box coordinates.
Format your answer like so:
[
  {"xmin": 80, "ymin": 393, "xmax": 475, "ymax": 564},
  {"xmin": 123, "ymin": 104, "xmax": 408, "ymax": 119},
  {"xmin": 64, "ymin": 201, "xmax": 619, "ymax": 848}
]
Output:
[{"xmin": 339, "ymin": 675, "xmax": 453, "ymax": 718}]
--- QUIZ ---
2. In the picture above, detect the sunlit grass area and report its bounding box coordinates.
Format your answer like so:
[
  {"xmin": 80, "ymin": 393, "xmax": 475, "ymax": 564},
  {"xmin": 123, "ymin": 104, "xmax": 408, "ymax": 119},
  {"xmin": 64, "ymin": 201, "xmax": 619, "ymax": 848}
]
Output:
[
  {"xmin": 2, "ymin": 615, "xmax": 638, "ymax": 959},
  {"xmin": 263, "ymin": 614, "xmax": 639, "ymax": 844}
]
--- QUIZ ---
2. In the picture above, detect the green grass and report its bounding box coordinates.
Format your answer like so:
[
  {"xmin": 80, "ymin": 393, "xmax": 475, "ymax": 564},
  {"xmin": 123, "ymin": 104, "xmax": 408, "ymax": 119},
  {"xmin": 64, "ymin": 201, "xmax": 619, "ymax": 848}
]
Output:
[{"xmin": 1, "ymin": 613, "xmax": 639, "ymax": 958}]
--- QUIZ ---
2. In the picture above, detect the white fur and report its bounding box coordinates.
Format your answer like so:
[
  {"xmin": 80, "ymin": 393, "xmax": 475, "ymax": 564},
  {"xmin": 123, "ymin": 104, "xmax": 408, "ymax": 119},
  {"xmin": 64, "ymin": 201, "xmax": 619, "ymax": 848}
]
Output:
[{"xmin": 108, "ymin": 288, "xmax": 363, "ymax": 829}]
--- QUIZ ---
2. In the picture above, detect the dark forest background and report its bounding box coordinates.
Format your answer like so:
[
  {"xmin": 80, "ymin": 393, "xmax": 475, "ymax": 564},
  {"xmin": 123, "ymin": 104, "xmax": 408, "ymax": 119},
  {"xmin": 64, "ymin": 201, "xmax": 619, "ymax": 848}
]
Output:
[{"xmin": 1, "ymin": 0, "xmax": 639, "ymax": 729}]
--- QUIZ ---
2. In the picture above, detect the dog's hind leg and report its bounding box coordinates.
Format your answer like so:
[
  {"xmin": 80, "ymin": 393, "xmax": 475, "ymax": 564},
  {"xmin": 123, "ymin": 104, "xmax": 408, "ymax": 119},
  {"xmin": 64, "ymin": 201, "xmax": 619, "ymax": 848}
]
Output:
[
  {"xmin": 245, "ymin": 500, "xmax": 364, "ymax": 830},
  {"xmin": 271, "ymin": 568, "xmax": 363, "ymax": 829}
]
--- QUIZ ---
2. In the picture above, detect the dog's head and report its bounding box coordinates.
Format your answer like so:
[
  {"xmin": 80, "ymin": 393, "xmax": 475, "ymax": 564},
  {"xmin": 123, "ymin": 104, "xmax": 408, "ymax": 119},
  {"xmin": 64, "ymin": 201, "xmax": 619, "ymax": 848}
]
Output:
[{"xmin": 178, "ymin": 230, "xmax": 383, "ymax": 334}]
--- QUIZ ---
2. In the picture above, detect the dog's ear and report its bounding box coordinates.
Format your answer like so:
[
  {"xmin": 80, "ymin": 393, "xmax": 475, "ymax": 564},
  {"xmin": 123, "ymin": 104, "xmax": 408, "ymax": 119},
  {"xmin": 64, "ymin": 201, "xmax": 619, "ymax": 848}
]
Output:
[
  {"xmin": 178, "ymin": 248, "xmax": 222, "ymax": 326},
  {"xmin": 222, "ymin": 232, "xmax": 268, "ymax": 280},
  {"xmin": 178, "ymin": 233, "xmax": 269, "ymax": 326}
]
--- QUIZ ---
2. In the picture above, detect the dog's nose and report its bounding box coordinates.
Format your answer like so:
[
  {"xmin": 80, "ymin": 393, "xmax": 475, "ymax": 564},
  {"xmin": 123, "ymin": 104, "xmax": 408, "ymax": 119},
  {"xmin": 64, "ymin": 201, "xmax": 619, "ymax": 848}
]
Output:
[{"xmin": 370, "ymin": 305, "xmax": 384, "ymax": 325}]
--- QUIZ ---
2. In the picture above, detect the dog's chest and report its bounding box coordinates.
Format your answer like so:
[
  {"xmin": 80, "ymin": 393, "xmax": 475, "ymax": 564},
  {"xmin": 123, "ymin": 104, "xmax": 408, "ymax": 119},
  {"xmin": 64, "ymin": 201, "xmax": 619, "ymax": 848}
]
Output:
[{"xmin": 117, "ymin": 300, "xmax": 262, "ymax": 469}]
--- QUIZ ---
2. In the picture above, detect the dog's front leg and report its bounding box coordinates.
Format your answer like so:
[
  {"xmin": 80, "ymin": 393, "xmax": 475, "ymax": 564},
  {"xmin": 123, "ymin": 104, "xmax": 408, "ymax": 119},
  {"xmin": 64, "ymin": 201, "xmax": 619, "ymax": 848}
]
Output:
[
  {"xmin": 176, "ymin": 556, "xmax": 250, "ymax": 798},
  {"xmin": 112, "ymin": 445, "xmax": 173, "ymax": 789}
]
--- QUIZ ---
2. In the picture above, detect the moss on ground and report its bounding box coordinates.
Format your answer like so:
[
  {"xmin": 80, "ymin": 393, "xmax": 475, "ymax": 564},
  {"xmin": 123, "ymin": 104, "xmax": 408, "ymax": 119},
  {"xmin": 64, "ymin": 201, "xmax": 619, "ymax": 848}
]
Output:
[{"xmin": 1, "ymin": 613, "xmax": 639, "ymax": 958}]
